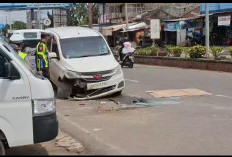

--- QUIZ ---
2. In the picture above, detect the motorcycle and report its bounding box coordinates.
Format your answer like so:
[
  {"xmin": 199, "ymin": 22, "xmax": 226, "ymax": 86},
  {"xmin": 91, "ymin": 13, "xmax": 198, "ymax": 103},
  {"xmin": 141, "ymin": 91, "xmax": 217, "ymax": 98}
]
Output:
[
  {"xmin": 186, "ymin": 32, "xmax": 205, "ymax": 46},
  {"xmin": 120, "ymin": 51, "xmax": 135, "ymax": 68}
]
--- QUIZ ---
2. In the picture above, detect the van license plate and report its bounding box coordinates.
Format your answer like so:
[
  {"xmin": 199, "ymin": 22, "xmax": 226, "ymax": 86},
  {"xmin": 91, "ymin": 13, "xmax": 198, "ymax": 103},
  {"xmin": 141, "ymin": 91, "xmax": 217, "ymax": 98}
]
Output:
[{"xmin": 87, "ymin": 81, "xmax": 108, "ymax": 90}]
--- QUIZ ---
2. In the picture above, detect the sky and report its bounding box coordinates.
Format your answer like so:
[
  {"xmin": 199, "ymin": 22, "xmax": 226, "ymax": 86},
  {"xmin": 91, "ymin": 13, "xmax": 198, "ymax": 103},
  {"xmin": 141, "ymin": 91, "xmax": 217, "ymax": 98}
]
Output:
[{"xmin": 0, "ymin": 10, "xmax": 51, "ymax": 25}]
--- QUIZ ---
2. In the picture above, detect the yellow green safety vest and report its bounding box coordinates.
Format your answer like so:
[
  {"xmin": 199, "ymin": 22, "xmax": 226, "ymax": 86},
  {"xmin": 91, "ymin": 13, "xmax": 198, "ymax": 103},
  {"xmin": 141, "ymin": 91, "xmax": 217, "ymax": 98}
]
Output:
[
  {"xmin": 36, "ymin": 42, "xmax": 48, "ymax": 70},
  {"xmin": 18, "ymin": 52, "xmax": 28, "ymax": 60}
]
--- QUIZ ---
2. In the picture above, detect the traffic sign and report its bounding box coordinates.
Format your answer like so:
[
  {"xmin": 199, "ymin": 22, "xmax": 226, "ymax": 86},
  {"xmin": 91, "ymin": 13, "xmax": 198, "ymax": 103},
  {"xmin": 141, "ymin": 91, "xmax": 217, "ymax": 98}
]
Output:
[{"xmin": 43, "ymin": 19, "xmax": 51, "ymax": 26}]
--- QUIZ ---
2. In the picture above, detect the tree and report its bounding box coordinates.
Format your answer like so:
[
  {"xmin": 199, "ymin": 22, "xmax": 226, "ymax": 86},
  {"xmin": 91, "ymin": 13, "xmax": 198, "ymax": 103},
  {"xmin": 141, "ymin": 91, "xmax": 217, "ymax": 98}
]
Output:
[
  {"xmin": 12, "ymin": 21, "xmax": 26, "ymax": 30},
  {"xmin": 67, "ymin": 3, "xmax": 99, "ymax": 26}
]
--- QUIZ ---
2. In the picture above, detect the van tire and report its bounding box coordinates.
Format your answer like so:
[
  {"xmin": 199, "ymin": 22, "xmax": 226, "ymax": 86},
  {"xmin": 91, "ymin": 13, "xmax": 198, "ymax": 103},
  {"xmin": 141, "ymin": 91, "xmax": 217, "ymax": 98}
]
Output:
[
  {"xmin": 113, "ymin": 90, "xmax": 122, "ymax": 96},
  {"xmin": 0, "ymin": 140, "xmax": 5, "ymax": 155},
  {"xmin": 57, "ymin": 81, "xmax": 72, "ymax": 99}
]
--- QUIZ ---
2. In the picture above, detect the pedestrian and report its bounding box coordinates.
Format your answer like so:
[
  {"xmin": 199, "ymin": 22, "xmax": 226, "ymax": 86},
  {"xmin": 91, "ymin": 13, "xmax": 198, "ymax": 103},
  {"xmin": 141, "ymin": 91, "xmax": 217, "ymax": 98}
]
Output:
[{"xmin": 35, "ymin": 34, "xmax": 50, "ymax": 78}]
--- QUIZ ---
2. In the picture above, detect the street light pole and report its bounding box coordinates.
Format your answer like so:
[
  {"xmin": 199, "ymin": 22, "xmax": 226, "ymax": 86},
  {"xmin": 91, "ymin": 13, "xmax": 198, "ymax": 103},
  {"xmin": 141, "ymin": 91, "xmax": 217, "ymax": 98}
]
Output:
[
  {"xmin": 205, "ymin": 3, "xmax": 210, "ymax": 58},
  {"xmin": 38, "ymin": 3, "xmax": 42, "ymax": 29},
  {"xmin": 9, "ymin": 10, "xmax": 12, "ymax": 30},
  {"xmin": 125, "ymin": 3, "xmax": 129, "ymax": 30}
]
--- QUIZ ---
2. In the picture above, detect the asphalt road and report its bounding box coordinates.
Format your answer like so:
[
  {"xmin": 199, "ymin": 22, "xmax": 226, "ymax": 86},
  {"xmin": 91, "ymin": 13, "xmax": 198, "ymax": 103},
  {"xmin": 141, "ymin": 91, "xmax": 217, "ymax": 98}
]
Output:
[
  {"xmin": 7, "ymin": 64, "xmax": 232, "ymax": 155},
  {"xmin": 57, "ymin": 64, "xmax": 232, "ymax": 155}
]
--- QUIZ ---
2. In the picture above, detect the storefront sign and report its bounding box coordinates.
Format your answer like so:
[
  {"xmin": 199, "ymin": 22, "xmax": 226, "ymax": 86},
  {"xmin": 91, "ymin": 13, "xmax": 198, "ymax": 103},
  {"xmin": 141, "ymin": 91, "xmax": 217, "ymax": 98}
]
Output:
[
  {"xmin": 150, "ymin": 19, "xmax": 160, "ymax": 39},
  {"xmin": 218, "ymin": 16, "xmax": 231, "ymax": 26}
]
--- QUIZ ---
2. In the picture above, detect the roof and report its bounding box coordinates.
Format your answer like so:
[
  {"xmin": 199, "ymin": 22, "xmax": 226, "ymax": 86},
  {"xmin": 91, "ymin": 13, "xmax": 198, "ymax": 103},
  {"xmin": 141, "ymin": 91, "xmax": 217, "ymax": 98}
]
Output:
[
  {"xmin": 12, "ymin": 29, "xmax": 43, "ymax": 33},
  {"xmin": 46, "ymin": 26, "xmax": 100, "ymax": 39}
]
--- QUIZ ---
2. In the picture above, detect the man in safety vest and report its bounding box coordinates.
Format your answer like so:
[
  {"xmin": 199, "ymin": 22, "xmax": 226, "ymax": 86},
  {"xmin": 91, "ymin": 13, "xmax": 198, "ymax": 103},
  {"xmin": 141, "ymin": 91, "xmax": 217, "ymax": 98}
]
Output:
[
  {"xmin": 36, "ymin": 34, "xmax": 50, "ymax": 78},
  {"xmin": 16, "ymin": 43, "xmax": 32, "ymax": 67}
]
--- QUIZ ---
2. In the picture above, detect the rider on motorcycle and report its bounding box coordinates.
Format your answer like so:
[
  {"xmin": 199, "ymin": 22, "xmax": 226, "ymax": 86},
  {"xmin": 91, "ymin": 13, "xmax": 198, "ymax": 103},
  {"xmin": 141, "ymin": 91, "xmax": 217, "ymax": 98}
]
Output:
[{"xmin": 119, "ymin": 41, "xmax": 135, "ymax": 63}]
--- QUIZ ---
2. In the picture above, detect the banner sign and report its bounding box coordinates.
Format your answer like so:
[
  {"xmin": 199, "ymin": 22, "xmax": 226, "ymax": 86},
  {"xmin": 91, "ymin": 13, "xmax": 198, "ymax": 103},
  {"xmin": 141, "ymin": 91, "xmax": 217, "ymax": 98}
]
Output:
[
  {"xmin": 164, "ymin": 22, "xmax": 181, "ymax": 31},
  {"xmin": 218, "ymin": 16, "xmax": 231, "ymax": 26},
  {"xmin": 150, "ymin": 19, "xmax": 160, "ymax": 39}
]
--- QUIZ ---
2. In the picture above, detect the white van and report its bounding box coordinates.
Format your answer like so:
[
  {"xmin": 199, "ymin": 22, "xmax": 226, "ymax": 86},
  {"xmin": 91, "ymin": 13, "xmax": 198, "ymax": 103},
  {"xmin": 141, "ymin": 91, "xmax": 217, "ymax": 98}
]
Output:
[
  {"xmin": 10, "ymin": 27, "xmax": 125, "ymax": 100},
  {"xmin": 46, "ymin": 27, "xmax": 125, "ymax": 99},
  {"xmin": 10, "ymin": 29, "xmax": 42, "ymax": 48},
  {"xmin": 0, "ymin": 40, "xmax": 58, "ymax": 155}
]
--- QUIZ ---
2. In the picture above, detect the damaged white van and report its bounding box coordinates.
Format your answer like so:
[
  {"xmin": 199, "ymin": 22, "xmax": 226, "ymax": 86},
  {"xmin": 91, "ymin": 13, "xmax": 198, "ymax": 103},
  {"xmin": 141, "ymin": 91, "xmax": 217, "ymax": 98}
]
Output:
[
  {"xmin": 46, "ymin": 27, "xmax": 125, "ymax": 99},
  {"xmin": 0, "ymin": 40, "xmax": 58, "ymax": 155}
]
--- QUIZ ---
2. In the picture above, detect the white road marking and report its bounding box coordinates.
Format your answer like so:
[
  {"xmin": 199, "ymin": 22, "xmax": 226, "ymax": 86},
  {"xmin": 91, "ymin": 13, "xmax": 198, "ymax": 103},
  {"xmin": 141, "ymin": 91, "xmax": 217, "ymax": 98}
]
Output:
[
  {"xmin": 125, "ymin": 79, "xmax": 139, "ymax": 83},
  {"xmin": 215, "ymin": 94, "xmax": 232, "ymax": 99}
]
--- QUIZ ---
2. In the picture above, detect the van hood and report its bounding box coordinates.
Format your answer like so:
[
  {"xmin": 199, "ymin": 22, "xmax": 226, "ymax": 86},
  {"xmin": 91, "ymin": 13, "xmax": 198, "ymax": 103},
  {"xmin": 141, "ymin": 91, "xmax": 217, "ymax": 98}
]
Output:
[{"xmin": 62, "ymin": 54, "xmax": 119, "ymax": 72}]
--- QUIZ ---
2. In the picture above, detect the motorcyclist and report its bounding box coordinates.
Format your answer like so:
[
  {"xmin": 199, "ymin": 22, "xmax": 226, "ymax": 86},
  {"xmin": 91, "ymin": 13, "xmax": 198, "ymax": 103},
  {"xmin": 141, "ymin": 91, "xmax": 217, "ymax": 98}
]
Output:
[{"xmin": 118, "ymin": 41, "xmax": 135, "ymax": 63}]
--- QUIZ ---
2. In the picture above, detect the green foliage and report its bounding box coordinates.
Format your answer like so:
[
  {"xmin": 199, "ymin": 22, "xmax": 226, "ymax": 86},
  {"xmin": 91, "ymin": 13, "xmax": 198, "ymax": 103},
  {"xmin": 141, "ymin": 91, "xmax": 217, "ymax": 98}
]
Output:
[
  {"xmin": 210, "ymin": 46, "xmax": 223, "ymax": 59},
  {"xmin": 137, "ymin": 46, "xmax": 159, "ymax": 56},
  {"xmin": 114, "ymin": 45, "xmax": 122, "ymax": 52},
  {"xmin": 172, "ymin": 46, "xmax": 183, "ymax": 57},
  {"xmin": 137, "ymin": 48, "xmax": 147, "ymax": 56},
  {"xmin": 165, "ymin": 45, "xmax": 175, "ymax": 56},
  {"xmin": 188, "ymin": 45, "xmax": 206, "ymax": 58},
  {"xmin": 67, "ymin": 3, "xmax": 99, "ymax": 26},
  {"xmin": 183, "ymin": 47, "xmax": 190, "ymax": 58},
  {"xmin": 12, "ymin": 21, "xmax": 26, "ymax": 30}
]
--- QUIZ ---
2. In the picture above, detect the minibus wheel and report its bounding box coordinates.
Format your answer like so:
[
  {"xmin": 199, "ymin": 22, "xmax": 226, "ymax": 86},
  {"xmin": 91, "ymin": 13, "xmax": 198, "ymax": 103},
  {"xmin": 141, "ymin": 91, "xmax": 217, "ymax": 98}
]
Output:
[{"xmin": 0, "ymin": 140, "xmax": 5, "ymax": 155}]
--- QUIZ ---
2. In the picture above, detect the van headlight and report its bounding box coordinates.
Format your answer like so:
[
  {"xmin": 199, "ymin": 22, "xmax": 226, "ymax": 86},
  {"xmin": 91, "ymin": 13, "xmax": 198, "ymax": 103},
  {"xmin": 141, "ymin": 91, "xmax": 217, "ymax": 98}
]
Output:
[
  {"xmin": 113, "ymin": 65, "xmax": 123, "ymax": 76},
  {"xmin": 32, "ymin": 99, "xmax": 56, "ymax": 117},
  {"xmin": 65, "ymin": 71, "xmax": 81, "ymax": 79}
]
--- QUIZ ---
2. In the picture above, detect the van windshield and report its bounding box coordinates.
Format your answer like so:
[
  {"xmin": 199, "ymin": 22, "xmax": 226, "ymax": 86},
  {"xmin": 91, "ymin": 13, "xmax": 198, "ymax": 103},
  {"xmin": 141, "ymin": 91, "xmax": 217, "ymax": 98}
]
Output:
[{"xmin": 60, "ymin": 36, "xmax": 111, "ymax": 59}]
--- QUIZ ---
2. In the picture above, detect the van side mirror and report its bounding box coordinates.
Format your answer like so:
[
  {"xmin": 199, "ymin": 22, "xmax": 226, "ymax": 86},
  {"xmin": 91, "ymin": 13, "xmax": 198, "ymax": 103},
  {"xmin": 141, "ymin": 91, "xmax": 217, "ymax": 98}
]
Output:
[
  {"xmin": 4, "ymin": 62, "xmax": 20, "ymax": 80},
  {"xmin": 48, "ymin": 52, "xmax": 58, "ymax": 59}
]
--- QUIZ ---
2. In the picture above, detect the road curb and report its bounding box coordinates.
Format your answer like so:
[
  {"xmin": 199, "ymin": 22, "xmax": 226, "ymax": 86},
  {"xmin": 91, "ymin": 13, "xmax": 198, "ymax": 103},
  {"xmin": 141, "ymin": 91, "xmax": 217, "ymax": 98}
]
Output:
[{"xmin": 57, "ymin": 113, "xmax": 126, "ymax": 155}]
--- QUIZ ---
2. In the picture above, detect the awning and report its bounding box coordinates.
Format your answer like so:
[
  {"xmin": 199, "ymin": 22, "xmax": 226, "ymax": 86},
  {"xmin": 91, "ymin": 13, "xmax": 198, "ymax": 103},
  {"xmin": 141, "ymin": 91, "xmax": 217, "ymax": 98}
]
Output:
[
  {"xmin": 101, "ymin": 22, "xmax": 146, "ymax": 36},
  {"xmin": 120, "ymin": 22, "xmax": 147, "ymax": 32}
]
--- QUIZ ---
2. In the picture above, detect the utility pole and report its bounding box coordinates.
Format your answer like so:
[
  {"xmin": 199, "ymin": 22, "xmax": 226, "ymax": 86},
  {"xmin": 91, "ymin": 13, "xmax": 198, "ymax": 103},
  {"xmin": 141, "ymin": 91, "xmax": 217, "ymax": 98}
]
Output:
[
  {"xmin": 9, "ymin": 10, "xmax": 12, "ymax": 30},
  {"xmin": 38, "ymin": 3, "xmax": 42, "ymax": 29},
  {"xmin": 125, "ymin": 3, "xmax": 129, "ymax": 30},
  {"xmin": 205, "ymin": 3, "xmax": 210, "ymax": 58},
  {"xmin": 88, "ymin": 3, "xmax": 93, "ymax": 28}
]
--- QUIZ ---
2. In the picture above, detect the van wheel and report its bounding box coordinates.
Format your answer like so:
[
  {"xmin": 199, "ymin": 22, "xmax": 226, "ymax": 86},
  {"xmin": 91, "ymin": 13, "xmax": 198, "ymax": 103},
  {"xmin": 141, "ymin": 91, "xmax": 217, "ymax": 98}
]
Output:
[
  {"xmin": 0, "ymin": 140, "xmax": 5, "ymax": 155},
  {"xmin": 112, "ymin": 90, "xmax": 122, "ymax": 96},
  {"xmin": 57, "ymin": 81, "xmax": 72, "ymax": 99}
]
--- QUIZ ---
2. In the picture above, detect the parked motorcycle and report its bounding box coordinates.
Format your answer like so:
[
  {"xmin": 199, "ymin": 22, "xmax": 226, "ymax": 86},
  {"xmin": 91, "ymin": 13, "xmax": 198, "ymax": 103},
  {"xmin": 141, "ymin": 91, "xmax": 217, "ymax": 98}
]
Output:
[{"xmin": 186, "ymin": 32, "xmax": 205, "ymax": 46}]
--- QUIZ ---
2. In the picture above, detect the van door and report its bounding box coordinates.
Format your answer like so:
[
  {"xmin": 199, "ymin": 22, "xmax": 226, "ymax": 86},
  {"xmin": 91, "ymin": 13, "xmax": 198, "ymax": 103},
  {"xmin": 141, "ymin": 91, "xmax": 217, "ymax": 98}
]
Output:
[
  {"xmin": 0, "ymin": 48, "xmax": 33, "ymax": 147},
  {"xmin": 48, "ymin": 36, "xmax": 60, "ymax": 85}
]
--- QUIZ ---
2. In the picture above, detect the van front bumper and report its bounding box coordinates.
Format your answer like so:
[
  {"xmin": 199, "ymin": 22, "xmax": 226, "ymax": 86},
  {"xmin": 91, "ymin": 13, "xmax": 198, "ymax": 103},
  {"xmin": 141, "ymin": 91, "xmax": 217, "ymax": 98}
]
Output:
[
  {"xmin": 71, "ymin": 74, "xmax": 125, "ymax": 100},
  {"xmin": 33, "ymin": 113, "xmax": 58, "ymax": 144}
]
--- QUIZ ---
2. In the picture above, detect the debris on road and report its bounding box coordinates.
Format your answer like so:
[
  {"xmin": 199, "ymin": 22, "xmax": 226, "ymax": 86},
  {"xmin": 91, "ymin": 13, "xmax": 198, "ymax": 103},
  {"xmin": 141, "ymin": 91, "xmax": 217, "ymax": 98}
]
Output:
[
  {"xmin": 169, "ymin": 97, "xmax": 181, "ymax": 100},
  {"xmin": 133, "ymin": 100, "xmax": 180, "ymax": 106},
  {"xmin": 55, "ymin": 130, "xmax": 84, "ymax": 154},
  {"xmin": 146, "ymin": 88, "xmax": 211, "ymax": 98}
]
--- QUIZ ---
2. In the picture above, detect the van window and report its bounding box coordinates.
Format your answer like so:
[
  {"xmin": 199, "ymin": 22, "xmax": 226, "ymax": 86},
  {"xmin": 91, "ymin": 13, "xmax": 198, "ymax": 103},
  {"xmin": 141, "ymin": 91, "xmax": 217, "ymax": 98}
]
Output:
[
  {"xmin": 60, "ymin": 36, "xmax": 110, "ymax": 59},
  {"xmin": 0, "ymin": 53, "xmax": 8, "ymax": 78},
  {"xmin": 24, "ymin": 32, "xmax": 38, "ymax": 39}
]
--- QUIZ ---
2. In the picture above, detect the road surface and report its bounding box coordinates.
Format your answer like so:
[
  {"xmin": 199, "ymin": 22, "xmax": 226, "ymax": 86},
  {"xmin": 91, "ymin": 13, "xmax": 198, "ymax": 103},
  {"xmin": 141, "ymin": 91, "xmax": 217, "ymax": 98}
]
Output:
[{"xmin": 56, "ymin": 64, "xmax": 232, "ymax": 155}]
